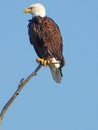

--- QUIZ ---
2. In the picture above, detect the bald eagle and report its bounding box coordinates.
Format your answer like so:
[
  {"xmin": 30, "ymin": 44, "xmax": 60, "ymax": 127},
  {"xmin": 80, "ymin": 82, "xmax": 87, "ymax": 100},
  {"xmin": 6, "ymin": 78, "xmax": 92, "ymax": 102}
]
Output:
[{"xmin": 24, "ymin": 3, "xmax": 65, "ymax": 83}]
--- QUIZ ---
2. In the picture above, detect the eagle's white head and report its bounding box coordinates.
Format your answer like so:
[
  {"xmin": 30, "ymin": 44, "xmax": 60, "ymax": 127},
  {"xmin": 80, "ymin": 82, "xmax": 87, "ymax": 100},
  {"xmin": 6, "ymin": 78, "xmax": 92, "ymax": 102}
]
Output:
[{"xmin": 24, "ymin": 3, "xmax": 46, "ymax": 17}]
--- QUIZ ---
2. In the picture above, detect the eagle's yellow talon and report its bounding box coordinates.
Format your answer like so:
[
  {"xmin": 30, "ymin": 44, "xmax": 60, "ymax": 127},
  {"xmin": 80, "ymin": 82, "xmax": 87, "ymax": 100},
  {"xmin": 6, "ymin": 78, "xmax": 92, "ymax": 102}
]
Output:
[
  {"xmin": 36, "ymin": 58, "xmax": 50, "ymax": 66},
  {"xmin": 43, "ymin": 60, "xmax": 46, "ymax": 66}
]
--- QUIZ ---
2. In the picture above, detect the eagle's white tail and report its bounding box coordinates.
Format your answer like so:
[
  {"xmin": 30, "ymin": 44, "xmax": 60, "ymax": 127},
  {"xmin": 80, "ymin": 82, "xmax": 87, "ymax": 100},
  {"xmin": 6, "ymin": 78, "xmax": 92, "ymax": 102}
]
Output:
[{"xmin": 49, "ymin": 63, "xmax": 62, "ymax": 83}]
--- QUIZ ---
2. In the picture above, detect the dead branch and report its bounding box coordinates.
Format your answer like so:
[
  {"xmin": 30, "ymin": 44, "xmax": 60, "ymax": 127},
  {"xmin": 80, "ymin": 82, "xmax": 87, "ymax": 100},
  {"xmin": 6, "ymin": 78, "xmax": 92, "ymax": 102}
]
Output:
[{"xmin": 0, "ymin": 63, "xmax": 42, "ymax": 123}]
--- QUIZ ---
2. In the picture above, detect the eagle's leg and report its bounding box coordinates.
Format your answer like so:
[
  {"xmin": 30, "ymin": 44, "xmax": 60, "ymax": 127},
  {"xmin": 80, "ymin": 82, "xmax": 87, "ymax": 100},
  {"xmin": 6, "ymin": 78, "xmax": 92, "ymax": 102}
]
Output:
[{"xmin": 36, "ymin": 58, "xmax": 50, "ymax": 66}]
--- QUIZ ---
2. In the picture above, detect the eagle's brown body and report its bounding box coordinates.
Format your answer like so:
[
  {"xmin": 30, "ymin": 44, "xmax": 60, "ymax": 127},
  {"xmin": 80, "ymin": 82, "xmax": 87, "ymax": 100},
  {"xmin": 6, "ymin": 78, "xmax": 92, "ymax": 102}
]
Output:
[{"xmin": 28, "ymin": 16, "xmax": 65, "ymax": 68}]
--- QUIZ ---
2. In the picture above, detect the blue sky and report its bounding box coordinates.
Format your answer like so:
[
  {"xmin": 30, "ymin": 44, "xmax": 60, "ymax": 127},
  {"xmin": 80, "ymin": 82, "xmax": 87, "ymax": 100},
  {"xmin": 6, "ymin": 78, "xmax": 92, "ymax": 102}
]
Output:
[{"xmin": 0, "ymin": 0, "xmax": 98, "ymax": 130}]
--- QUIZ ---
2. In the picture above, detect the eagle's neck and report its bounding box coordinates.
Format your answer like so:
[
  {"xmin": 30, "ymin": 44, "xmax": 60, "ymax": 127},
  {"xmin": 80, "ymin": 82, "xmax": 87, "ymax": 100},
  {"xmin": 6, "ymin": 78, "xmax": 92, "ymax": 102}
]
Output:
[{"xmin": 30, "ymin": 16, "xmax": 46, "ymax": 24}]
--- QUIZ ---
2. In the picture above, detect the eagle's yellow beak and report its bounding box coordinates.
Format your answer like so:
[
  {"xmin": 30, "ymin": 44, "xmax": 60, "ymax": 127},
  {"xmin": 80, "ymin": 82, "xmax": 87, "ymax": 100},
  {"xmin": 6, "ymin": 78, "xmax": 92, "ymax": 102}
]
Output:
[{"xmin": 24, "ymin": 8, "xmax": 31, "ymax": 13}]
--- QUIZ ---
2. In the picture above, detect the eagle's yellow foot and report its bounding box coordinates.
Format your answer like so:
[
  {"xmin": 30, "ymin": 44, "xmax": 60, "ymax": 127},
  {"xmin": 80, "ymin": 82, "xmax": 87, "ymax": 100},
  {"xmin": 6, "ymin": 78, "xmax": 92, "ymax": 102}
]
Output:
[{"xmin": 36, "ymin": 58, "xmax": 50, "ymax": 66}]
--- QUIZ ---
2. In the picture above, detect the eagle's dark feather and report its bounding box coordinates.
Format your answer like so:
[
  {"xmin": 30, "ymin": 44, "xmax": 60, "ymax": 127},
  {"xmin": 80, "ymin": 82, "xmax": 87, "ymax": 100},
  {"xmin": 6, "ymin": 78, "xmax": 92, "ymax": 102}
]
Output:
[{"xmin": 28, "ymin": 16, "xmax": 65, "ymax": 80}]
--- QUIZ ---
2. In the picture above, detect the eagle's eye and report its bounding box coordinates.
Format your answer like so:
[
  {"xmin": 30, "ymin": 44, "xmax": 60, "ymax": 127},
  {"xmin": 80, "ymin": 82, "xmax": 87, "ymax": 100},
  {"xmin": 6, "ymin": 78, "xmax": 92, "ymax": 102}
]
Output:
[{"xmin": 29, "ymin": 7, "xmax": 33, "ymax": 10}]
